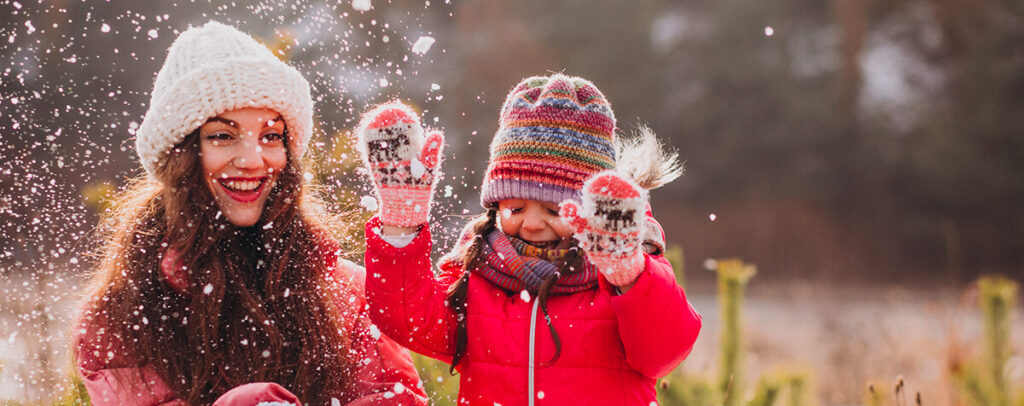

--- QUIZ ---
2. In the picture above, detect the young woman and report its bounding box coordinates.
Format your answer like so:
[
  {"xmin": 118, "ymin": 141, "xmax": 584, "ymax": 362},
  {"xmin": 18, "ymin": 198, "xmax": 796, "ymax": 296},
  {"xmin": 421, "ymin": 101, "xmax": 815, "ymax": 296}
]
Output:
[{"xmin": 73, "ymin": 21, "xmax": 426, "ymax": 406}]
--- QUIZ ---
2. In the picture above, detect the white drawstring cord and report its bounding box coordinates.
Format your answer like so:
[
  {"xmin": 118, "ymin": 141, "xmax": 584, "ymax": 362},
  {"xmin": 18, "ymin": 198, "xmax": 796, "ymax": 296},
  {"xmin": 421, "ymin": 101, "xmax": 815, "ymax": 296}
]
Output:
[{"xmin": 528, "ymin": 296, "xmax": 540, "ymax": 406}]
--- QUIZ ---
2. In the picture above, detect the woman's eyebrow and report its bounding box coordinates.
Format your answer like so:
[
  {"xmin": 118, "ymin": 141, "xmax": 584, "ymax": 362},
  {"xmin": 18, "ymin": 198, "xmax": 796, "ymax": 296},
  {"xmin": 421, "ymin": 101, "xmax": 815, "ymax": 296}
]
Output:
[
  {"xmin": 205, "ymin": 117, "xmax": 238, "ymax": 128},
  {"xmin": 264, "ymin": 115, "xmax": 285, "ymax": 128}
]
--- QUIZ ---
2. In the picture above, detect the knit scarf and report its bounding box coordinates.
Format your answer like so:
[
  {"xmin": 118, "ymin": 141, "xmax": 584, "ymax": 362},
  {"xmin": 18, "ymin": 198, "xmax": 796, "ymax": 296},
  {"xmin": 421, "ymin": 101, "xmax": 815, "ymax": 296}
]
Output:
[{"xmin": 470, "ymin": 229, "xmax": 599, "ymax": 295}]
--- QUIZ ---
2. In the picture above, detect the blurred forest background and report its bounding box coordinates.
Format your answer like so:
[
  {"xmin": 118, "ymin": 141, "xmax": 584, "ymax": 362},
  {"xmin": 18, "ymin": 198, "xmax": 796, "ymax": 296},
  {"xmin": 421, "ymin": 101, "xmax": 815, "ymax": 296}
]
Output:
[{"xmin": 0, "ymin": 0, "xmax": 1022, "ymax": 405}]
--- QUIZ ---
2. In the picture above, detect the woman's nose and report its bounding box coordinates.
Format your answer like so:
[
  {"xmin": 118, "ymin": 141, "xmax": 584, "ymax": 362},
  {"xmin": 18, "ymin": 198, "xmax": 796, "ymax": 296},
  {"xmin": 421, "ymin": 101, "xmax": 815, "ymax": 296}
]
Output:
[{"xmin": 232, "ymin": 137, "xmax": 264, "ymax": 169}]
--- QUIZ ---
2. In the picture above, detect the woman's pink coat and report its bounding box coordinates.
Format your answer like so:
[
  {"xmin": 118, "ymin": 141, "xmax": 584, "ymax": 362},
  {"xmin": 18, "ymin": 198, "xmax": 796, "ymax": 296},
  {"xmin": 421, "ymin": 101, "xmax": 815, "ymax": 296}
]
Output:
[{"xmin": 74, "ymin": 258, "xmax": 427, "ymax": 406}]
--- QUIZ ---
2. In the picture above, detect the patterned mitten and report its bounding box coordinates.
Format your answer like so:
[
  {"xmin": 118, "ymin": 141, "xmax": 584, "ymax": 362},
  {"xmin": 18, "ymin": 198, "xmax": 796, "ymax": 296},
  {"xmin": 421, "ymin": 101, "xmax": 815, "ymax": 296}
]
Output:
[
  {"xmin": 559, "ymin": 171, "xmax": 648, "ymax": 286},
  {"xmin": 358, "ymin": 101, "xmax": 444, "ymax": 227}
]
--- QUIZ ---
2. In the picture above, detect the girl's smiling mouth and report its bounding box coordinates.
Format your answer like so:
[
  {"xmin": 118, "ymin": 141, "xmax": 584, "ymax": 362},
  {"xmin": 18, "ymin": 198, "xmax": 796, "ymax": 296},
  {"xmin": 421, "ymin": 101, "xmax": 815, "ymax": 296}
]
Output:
[{"xmin": 523, "ymin": 239, "xmax": 562, "ymax": 250}]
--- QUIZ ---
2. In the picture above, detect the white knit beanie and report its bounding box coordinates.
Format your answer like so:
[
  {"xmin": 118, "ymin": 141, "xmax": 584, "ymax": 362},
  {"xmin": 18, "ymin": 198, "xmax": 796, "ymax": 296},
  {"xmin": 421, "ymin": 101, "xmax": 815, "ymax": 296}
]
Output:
[{"xmin": 136, "ymin": 21, "xmax": 314, "ymax": 177}]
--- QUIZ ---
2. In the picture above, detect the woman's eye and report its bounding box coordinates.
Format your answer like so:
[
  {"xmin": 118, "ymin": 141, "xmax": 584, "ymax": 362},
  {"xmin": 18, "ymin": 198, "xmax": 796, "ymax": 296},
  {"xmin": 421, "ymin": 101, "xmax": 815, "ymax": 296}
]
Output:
[
  {"xmin": 206, "ymin": 132, "xmax": 232, "ymax": 141},
  {"xmin": 546, "ymin": 208, "xmax": 559, "ymax": 216},
  {"xmin": 509, "ymin": 207, "xmax": 524, "ymax": 214},
  {"xmin": 262, "ymin": 132, "xmax": 284, "ymax": 143}
]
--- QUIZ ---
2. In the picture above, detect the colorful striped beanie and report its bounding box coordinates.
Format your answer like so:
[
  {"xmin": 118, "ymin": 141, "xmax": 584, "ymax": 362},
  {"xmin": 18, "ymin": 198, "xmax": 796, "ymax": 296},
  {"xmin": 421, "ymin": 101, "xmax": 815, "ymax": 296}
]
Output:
[{"xmin": 480, "ymin": 74, "xmax": 617, "ymax": 208}]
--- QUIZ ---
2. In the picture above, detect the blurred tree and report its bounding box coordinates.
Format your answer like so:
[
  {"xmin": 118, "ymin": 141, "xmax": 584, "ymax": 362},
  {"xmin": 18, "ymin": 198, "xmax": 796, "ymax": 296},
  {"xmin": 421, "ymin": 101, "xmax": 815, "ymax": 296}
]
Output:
[
  {"xmin": 888, "ymin": 0, "xmax": 1024, "ymax": 277},
  {"xmin": 2, "ymin": 0, "xmax": 1022, "ymax": 282}
]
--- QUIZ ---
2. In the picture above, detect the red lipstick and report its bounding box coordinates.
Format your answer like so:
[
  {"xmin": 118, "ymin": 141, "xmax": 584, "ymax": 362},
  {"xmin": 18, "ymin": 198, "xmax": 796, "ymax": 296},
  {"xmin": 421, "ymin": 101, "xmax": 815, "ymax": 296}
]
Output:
[{"xmin": 216, "ymin": 177, "xmax": 268, "ymax": 203}]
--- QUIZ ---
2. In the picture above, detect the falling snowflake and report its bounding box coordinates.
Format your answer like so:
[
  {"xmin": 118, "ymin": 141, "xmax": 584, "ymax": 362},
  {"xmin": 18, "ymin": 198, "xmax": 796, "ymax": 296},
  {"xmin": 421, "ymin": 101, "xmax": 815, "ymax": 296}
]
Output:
[
  {"xmin": 410, "ymin": 158, "xmax": 425, "ymax": 178},
  {"xmin": 352, "ymin": 0, "xmax": 371, "ymax": 11},
  {"xmin": 411, "ymin": 36, "xmax": 435, "ymax": 55},
  {"xmin": 360, "ymin": 196, "xmax": 379, "ymax": 212}
]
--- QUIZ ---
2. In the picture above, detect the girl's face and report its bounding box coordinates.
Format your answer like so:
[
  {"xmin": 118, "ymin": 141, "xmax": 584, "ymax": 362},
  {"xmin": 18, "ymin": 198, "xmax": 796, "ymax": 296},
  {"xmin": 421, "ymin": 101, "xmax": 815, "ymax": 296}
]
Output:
[
  {"xmin": 497, "ymin": 199, "xmax": 574, "ymax": 249},
  {"xmin": 198, "ymin": 107, "xmax": 288, "ymax": 227}
]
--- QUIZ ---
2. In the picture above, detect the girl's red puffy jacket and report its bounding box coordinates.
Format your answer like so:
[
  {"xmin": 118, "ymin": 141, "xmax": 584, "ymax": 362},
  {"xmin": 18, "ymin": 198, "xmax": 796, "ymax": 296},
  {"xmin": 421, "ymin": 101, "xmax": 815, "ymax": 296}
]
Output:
[{"xmin": 365, "ymin": 216, "xmax": 702, "ymax": 405}]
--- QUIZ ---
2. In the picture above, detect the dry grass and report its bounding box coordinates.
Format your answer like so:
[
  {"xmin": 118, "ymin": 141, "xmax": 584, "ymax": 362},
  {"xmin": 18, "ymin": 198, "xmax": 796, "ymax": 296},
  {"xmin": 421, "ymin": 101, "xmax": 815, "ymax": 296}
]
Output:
[{"xmin": 678, "ymin": 276, "xmax": 1024, "ymax": 406}]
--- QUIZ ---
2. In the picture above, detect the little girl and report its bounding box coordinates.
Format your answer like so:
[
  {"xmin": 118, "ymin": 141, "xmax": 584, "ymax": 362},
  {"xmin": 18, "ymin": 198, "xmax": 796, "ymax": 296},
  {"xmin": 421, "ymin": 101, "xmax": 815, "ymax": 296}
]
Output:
[{"xmin": 359, "ymin": 74, "xmax": 701, "ymax": 405}]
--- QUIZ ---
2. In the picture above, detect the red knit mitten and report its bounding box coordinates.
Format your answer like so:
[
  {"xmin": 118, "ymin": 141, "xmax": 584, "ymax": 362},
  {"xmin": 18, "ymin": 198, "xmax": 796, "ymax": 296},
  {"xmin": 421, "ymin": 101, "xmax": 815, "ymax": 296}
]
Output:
[
  {"xmin": 559, "ymin": 171, "xmax": 648, "ymax": 286},
  {"xmin": 358, "ymin": 101, "xmax": 444, "ymax": 227}
]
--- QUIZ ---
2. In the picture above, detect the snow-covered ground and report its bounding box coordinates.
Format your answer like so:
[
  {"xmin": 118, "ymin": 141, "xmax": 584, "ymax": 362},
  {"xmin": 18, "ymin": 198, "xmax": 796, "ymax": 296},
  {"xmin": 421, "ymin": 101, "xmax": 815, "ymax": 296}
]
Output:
[
  {"xmin": 0, "ymin": 269, "xmax": 85, "ymax": 403},
  {"xmin": 1, "ymin": 268, "xmax": 1021, "ymax": 405},
  {"xmin": 681, "ymin": 277, "xmax": 1024, "ymax": 406}
]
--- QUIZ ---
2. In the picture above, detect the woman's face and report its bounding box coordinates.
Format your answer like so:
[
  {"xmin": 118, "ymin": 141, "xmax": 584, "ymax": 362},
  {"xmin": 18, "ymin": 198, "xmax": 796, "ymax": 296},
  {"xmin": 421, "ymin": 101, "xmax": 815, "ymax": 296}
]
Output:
[
  {"xmin": 198, "ymin": 107, "xmax": 288, "ymax": 227},
  {"xmin": 497, "ymin": 199, "xmax": 574, "ymax": 249}
]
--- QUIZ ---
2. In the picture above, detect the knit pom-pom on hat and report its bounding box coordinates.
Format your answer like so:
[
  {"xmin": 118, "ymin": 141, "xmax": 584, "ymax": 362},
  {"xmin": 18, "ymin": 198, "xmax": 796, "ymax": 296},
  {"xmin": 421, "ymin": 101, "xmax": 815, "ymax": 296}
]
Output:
[
  {"xmin": 135, "ymin": 21, "xmax": 314, "ymax": 178},
  {"xmin": 480, "ymin": 74, "xmax": 618, "ymax": 208}
]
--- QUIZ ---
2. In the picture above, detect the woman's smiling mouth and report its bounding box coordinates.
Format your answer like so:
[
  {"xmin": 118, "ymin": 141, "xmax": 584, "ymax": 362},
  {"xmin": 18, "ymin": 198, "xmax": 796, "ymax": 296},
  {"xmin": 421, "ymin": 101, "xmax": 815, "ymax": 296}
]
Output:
[{"xmin": 217, "ymin": 176, "xmax": 269, "ymax": 203}]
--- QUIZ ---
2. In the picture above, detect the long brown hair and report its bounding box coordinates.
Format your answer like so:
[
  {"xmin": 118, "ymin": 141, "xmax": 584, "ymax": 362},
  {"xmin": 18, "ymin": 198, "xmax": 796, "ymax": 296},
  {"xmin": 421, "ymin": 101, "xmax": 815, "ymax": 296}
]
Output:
[
  {"xmin": 444, "ymin": 209, "xmax": 584, "ymax": 374},
  {"xmin": 78, "ymin": 130, "xmax": 357, "ymax": 405}
]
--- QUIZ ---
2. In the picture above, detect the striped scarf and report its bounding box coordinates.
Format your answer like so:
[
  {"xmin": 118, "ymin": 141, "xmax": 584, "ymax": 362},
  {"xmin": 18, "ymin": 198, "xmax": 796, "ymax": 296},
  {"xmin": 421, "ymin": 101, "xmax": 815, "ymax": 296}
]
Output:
[{"xmin": 471, "ymin": 229, "xmax": 599, "ymax": 295}]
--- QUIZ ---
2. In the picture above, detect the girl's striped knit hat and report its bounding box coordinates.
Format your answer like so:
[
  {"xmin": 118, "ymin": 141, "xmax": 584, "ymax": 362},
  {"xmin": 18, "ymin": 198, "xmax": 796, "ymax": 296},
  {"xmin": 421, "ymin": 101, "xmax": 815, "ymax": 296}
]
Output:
[{"xmin": 480, "ymin": 74, "xmax": 616, "ymax": 208}]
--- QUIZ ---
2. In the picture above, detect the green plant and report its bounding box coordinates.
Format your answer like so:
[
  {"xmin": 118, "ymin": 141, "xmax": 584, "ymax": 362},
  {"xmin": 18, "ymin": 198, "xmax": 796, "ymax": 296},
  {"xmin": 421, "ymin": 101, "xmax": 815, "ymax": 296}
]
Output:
[
  {"xmin": 863, "ymin": 376, "xmax": 922, "ymax": 406},
  {"xmin": 657, "ymin": 258, "xmax": 818, "ymax": 406},
  {"xmin": 49, "ymin": 373, "xmax": 90, "ymax": 406},
  {"xmin": 952, "ymin": 276, "xmax": 1019, "ymax": 406},
  {"xmin": 665, "ymin": 245, "xmax": 686, "ymax": 287},
  {"xmin": 658, "ymin": 372, "xmax": 720, "ymax": 406},
  {"xmin": 980, "ymin": 277, "xmax": 1016, "ymax": 398},
  {"xmin": 749, "ymin": 375, "xmax": 782, "ymax": 406},
  {"xmin": 716, "ymin": 259, "xmax": 756, "ymax": 406},
  {"xmin": 784, "ymin": 371, "xmax": 810, "ymax": 406},
  {"xmin": 410, "ymin": 353, "xmax": 459, "ymax": 406}
]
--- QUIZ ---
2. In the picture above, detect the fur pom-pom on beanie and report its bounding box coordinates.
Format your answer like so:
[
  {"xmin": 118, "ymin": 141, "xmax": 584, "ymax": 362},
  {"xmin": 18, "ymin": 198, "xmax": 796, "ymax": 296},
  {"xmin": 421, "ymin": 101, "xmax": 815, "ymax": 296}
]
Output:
[{"xmin": 135, "ymin": 21, "xmax": 313, "ymax": 177}]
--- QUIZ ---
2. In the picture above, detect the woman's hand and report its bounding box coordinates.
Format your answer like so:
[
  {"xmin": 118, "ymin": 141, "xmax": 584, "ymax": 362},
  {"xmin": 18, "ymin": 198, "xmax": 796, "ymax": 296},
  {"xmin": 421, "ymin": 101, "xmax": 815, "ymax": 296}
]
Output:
[
  {"xmin": 358, "ymin": 101, "xmax": 445, "ymax": 228},
  {"xmin": 212, "ymin": 382, "xmax": 301, "ymax": 406},
  {"xmin": 559, "ymin": 171, "xmax": 648, "ymax": 289}
]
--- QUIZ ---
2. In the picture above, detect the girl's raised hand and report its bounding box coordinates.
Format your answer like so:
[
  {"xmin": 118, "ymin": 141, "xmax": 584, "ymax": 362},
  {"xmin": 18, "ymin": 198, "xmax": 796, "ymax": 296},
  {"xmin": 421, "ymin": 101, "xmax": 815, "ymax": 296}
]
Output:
[
  {"xmin": 559, "ymin": 171, "xmax": 648, "ymax": 287},
  {"xmin": 358, "ymin": 101, "xmax": 445, "ymax": 227}
]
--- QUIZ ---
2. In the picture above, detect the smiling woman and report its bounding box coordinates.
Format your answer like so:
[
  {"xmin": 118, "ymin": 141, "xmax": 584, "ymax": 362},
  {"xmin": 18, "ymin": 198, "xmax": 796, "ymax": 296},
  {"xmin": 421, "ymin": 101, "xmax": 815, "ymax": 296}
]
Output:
[
  {"xmin": 71, "ymin": 21, "xmax": 426, "ymax": 406},
  {"xmin": 198, "ymin": 109, "xmax": 289, "ymax": 227}
]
